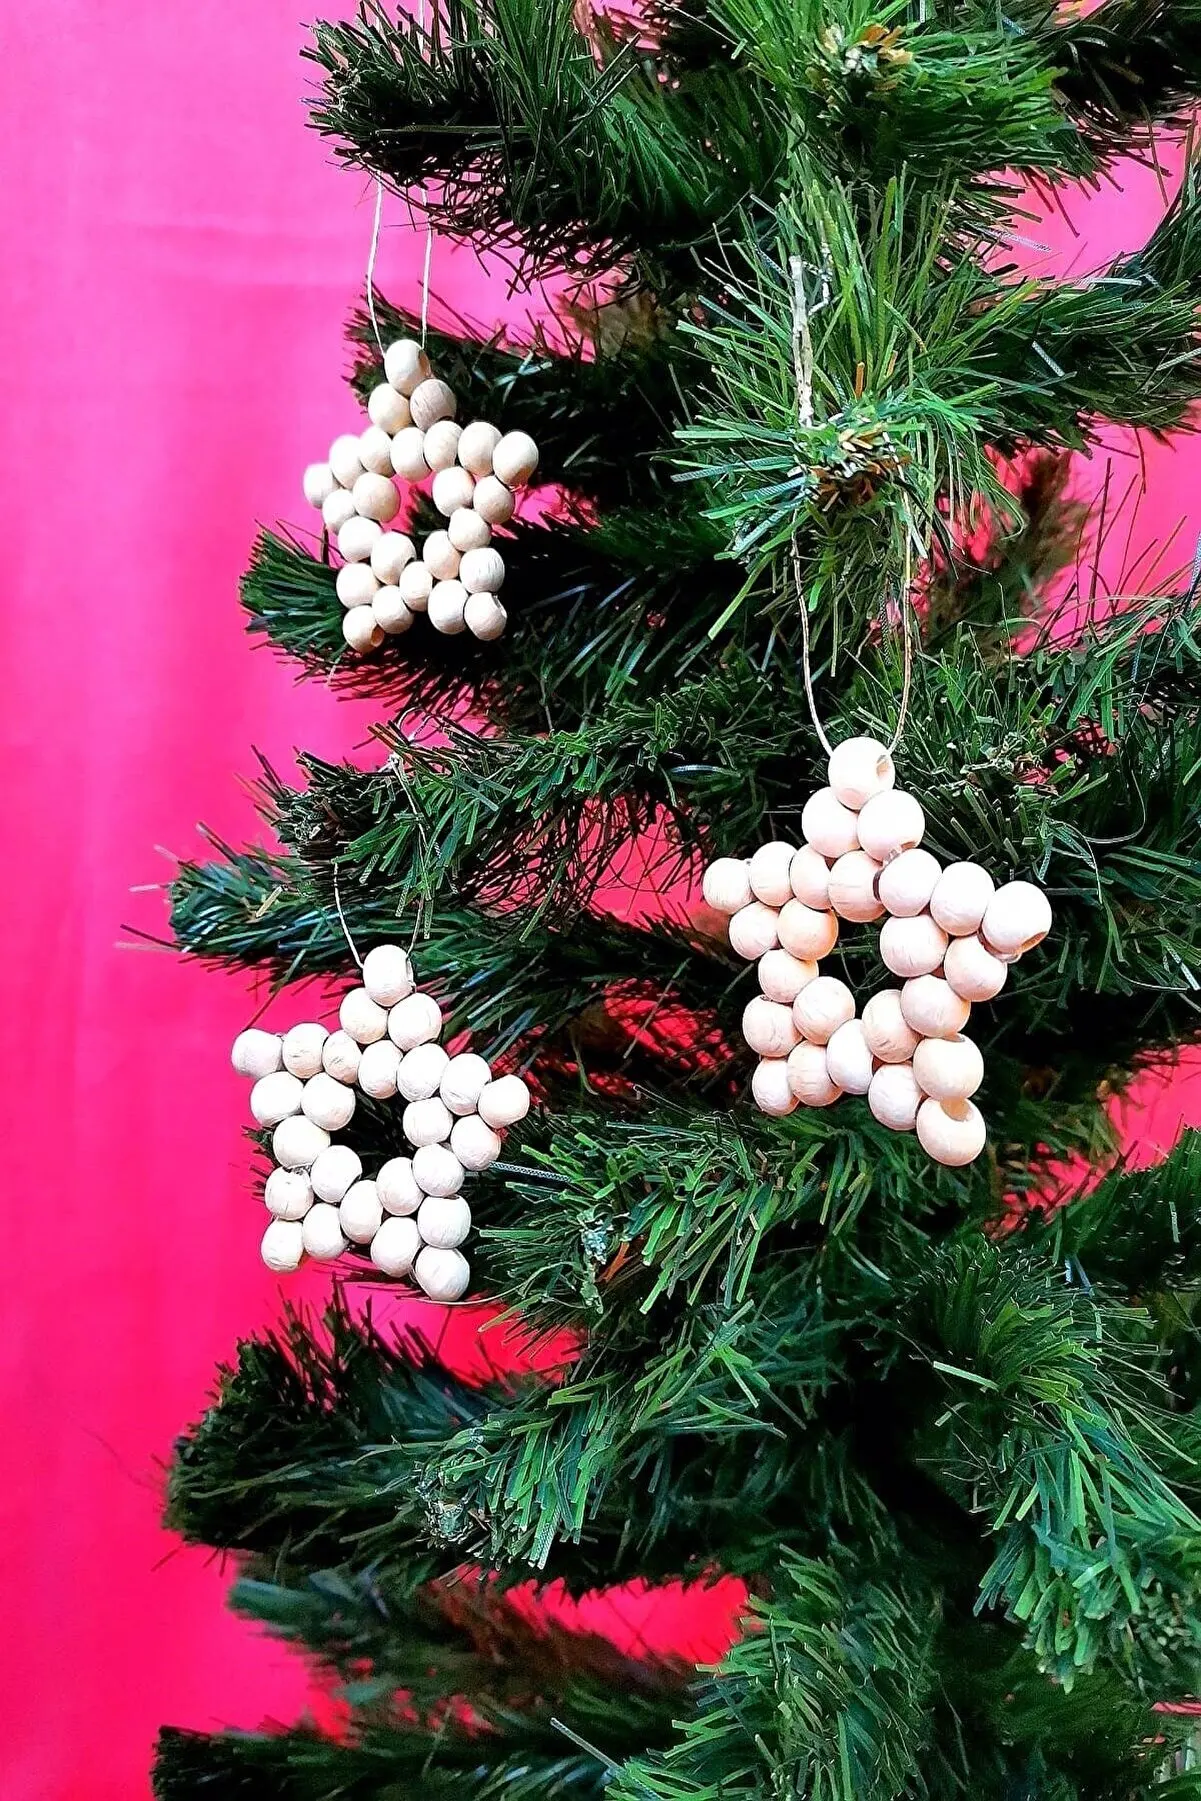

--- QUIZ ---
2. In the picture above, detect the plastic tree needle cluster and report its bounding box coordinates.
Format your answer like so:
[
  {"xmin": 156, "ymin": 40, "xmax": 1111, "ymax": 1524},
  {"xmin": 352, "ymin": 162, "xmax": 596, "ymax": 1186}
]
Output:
[{"xmin": 156, "ymin": 0, "xmax": 1201, "ymax": 1795}]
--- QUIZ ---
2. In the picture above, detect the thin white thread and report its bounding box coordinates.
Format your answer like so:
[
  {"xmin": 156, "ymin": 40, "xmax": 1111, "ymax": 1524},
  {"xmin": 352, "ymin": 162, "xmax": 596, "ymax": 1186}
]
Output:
[
  {"xmin": 332, "ymin": 864, "xmax": 365, "ymax": 969},
  {"xmin": 366, "ymin": 178, "xmax": 387, "ymax": 361},
  {"xmin": 417, "ymin": 0, "xmax": 434, "ymax": 346}
]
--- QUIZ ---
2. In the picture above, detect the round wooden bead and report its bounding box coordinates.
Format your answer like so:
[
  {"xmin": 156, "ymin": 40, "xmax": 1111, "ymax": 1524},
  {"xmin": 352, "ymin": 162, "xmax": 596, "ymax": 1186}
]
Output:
[
  {"xmin": 801, "ymin": 788, "xmax": 860, "ymax": 859},
  {"xmin": 868, "ymin": 1062, "xmax": 922, "ymax": 1132},
  {"xmin": 702, "ymin": 857, "xmax": 752, "ymax": 914},
  {"xmin": 264, "ymin": 1168, "xmax": 314, "ymax": 1220},
  {"xmin": 352, "ymin": 471, "xmax": 400, "ymax": 523},
  {"xmin": 477, "ymin": 1074, "xmax": 531, "ymax": 1129},
  {"xmin": 383, "ymin": 339, "xmax": 431, "ymax": 395},
  {"xmin": 409, "ymin": 378, "xmax": 457, "ymax": 431},
  {"xmin": 827, "ymin": 736, "xmax": 895, "ymax": 810},
  {"xmin": 391, "ymin": 427, "xmax": 430, "ymax": 482},
  {"xmin": 399, "ymin": 563, "xmax": 434, "ymax": 611},
  {"xmin": 303, "ymin": 462, "xmax": 337, "ymax": 508},
  {"xmin": 301, "ymin": 1202, "xmax": 347, "ymax": 1262},
  {"xmin": 336, "ymin": 563, "xmax": 379, "ymax": 609},
  {"xmin": 916, "ymin": 1097, "xmax": 987, "ymax": 1166},
  {"xmin": 861, "ymin": 988, "xmax": 919, "ymax": 1063},
  {"xmin": 827, "ymin": 850, "xmax": 885, "ymax": 923},
  {"xmin": 912, "ymin": 1033, "xmax": 983, "ymax": 1102},
  {"xmin": 440, "ymin": 1053, "xmax": 493, "ymax": 1116},
  {"xmin": 900, "ymin": 975, "xmax": 971, "ymax": 1039},
  {"xmin": 981, "ymin": 881, "xmax": 1052, "ymax": 959},
  {"xmin": 429, "ymin": 579, "xmax": 468, "ymax": 635},
  {"xmin": 368, "ymin": 382, "xmax": 411, "ymax": 433},
  {"xmin": 362, "ymin": 944, "xmax": 414, "ymax": 1007},
  {"xmin": 249, "ymin": 1070, "xmax": 304, "ymax": 1127},
  {"xmin": 792, "ymin": 975, "xmax": 855, "ymax": 1045},
  {"xmin": 282, "ymin": 1022, "xmax": 328, "ymax": 1079},
  {"xmin": 825, "ymin": 1018, "xmax": 874, "ymax": 1095},
  {"xmin": 457, "ymin": 420, "xmax": 502, "ymax": 477},
  {"xmin": 328, "ymin": 433, "xmax": 364, "ymax": 488},
  {"xmin": 855, "ymin": 791, "xmax": 925, "ymax": 864},
  {"xmin": 387, "ymin": 992, "xmax": 443, "ymax": 1051},
  {"xmin": 493, "ymin": 431, "xmax": 539, "ymax": 488},
  {"xmin": 413, "ymin": 1145, "xmax": 466, "ymax": 1199},
  {"xmin": 448, "ymin": 506, "xmax": 492, "ymax": 553},
  {"xmin": 465, "ymin": 593, "xmax": 507, "ymax": 640},
  {"xmin": 373, "ymin": 588, "xmax": 415, "ymax": 634},
  {"xmin": 749, "ymin": 841, "xmax": 798, "ymax": 907},
  {"xmin": 340, "ymin": 1179, "xmax": 384, "ymax": 1245},
  {"xmin": 232, "ymin": 1029, "xmax": 282, "ymax": 1080},
  {"xmin": 340, "ymin": 988, "xmax": 389, "ymax": 1045},
  {"xmin": 377, "ymin": 1156, "xmax": 423, "ymax": 1216},
  {"xmin": 877, "ymin": 848, "xmax": 942, "ymax": 919},
  {"xmin": 758, "ymin": 948, "xmax": 818, "ymax": 1004},
  {"xmin": 879, "ymin": 913, "xmax": 949, "ymax": 980},
  {"xmin": 942, "ymin": 934, "xmax": 1008, "ymax": 1003},
  {"xmin": 432, "ymin": 465, "xmax": 476, "ymax": 516},
  {"xmin": 742, "ymin": 995, "xmax": 800, "ymax": 1059},
  {"xmin": 422, "ymin": 419, "xmax": 463, "ymax": 473},
  {"xmin": 751, "ymin": 1058, "xmax": 798, "ymax": 1116},
  {"xmin": 311, "ymin": 1144, "xmax": 363, "ymax": 1204},
  {"xmin": 261, "ymin": 1217, "xmax": 305, "ymax": 1272},
  {"xmin": 417, "ymin": 1193, "xmax": 471, "ymax": 1249},
  {"xmin": 926, "ymin": 867, "xmax": 991, "ymax": 941},
  {"xmin": 342, "ymin": 606, "xmax": 384, "ymax": 653},
  {"xmin": 370, "ymin": 1214, "xmax": 421, "ymax": 1275},
  {"xmin": 789, "ymin": 845, "xmax": 831, "ymax": 910},
  {"xmin": 786, "ymin": 1041, "xmax": 841, "ymax": 1107},
  {"xmin": 404, "ymin": 1096, "xmax": 454, "ymax": 1146},
  {"xmin": 302, "ymin": 1071, "xmax": 357, "ymax": 1132},
  {"xmin": 450, "ymin": 1113, "xmax": 503, "ymax": 1170},
  {"xmin": 321, "ymin": 1031, "xmax": 362, "ymax": 1086},
  {"xmin": 422, "ymin": 531, "xmax": 461, "ymax": 580},
  {"xmin": 415, "ymin": 1245, "xmax": 471, "ymax": 1301},
  {"xmin": 371, "ymin": 531, "xmax": 416, "ymax": 584},
  {"xmin": 777, "ymin": 899, "xmax": 839, "ymax": 960},
  {"xmin": 322, "ymin": 487, "xmax": 357, "ymax": 533},
  {"xmin": 359, "ymin": 425, "xmax": 397, "ymax": 477},
  {"xmin": 398, "ymin": 1042, "xmax": 450, "ymax": 1102},
  {"xmin": 460, "ymin": 546, "xmax": 506, "ymax": 594},
  {"xmin": 337, "ymin": 516, "xmax": 382, "ymax": 564},
  {"xmin": 728, "ymin": 901, "xmax": 780, "ymax": 960},
  {"xmin": 473, "ymin": 474, "xmax": 515, "ymax": 524},
  {"xmin": 357, "ymin": 1039, "xmax": 402, "ymax": 1099}
]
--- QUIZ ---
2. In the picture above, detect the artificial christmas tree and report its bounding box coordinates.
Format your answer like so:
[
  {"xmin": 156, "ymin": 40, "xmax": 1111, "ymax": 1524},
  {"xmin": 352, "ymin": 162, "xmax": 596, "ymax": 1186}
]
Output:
[{"xmin": 155, "ymin": 1, "xmax": 1201, "ymax": 1794}]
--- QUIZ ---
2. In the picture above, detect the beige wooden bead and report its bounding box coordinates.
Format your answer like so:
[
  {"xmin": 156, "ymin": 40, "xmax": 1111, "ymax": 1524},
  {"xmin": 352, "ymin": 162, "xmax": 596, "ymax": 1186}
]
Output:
[
  {"xmin": 342, "ymin": 606, "xmax": 384, "ymax": 653},
  {"xmin": 371, "ymin": 531, "xmax": 416, "ymax": 585},
  {"xmin": 231, "ymin": 1028, "xmax": 282, "ymax": 1080},
  {"xmin": 301, "ymin": 1071, "xmax": 357, "ymax": 1132},
  {"xmin": 900, "ymin": 975, "xmax": 971, "ymax": 1039},
  {"xmin": 450, "ymin": 1113, "xmax": 503, "ymax": 1170},
  {"xmin": 422, "ymin": 531, "xmax": 461, "ymax": 580},
  {"xmin": 261, "ymin": 1217, "xmax": 305, "ymax": 1273},
  {"xmin": 916, "ymin": 1097, "xmax": 987, "ymax": 1166},
  {"xmin": 390, "ymin": 426, "xmax": 430, "ymax": 483},
  {"xmin": 742, "ymin": 995, "xmax": 800, "ymax": 1059},
  {"xmin": 428, "ymin": 579, "xmax": 468, "ymax": 635},
  {"xmin": 877, "ymin": 848, "xmax": 942, "ymax": 919},
  {"xmin": 387, "ymin": 992, "xmax": 444, "ymax": 1051},
  {"xmin": 981, "ymin": 881, "xmax": 1052, "ymax": 959},
  {"xmin": 282, "ymin": 1022, "xmax": 328, "ymax": 1079},
  {"xmin": 460, "ymin": 546, "xmax": 506, "ymax": 594},
  {"xmin": 786, "ymin": 1040, "xmax": 841, "ymax": 1107},
  {"xmin": 473, "ymin": 474, "xmax": 515, "ymax": 525},
  {"xmin": 413, "ymin": 1144, "xmax": 467, "ymax": 1199},
  {"xmin": 340, "ymin": 1179, "xmax": 384, "ymax": 1245},
  {"xmin": 912, "ymin": 1034, "xmax": 984, "ymax": 1102},
  {"xmin": 477, "ymin": 1074, "xmax": 531, "ymax": 1129},
  {"xmin": 860, "ymin": 989, "xmax": 919, "ymax": 1064},
  {"xmin": 357, "ymin": 1039, "xmax": 402, "ymax": 1099},
  {"xmin": 751, "ymin": 1057, "xmax": 798, "ymax": 1116},
  {"xmin": 339, "ymin": 987, "xmax": 389, "ymax": 1045},
  {"xmin": 370, "ymin": 1214, "xmax": 421, "ymax": 1275},
  {"xmin": 879, "ymin": 913, "xmax": 949, "ymax": 980},
  {"xmin": 432, "ymin": 465, "xmax": 476, "ymax": 517},
  {"xmin": 359, "ymin": 425, "xmax": 397, "ymax": 477},
  {"xmin": 748, "ymin": 841, "xmax": 798, "ymax": 907},
  {"xmin": 362, "ymin": 944, "xmax": 414, "ymax": 1007},
  {"xmin": 440, "ymin": 1052, "xmax": 493, "ymax": 1116},
  {"xmin": 801, "ymin": 788, "xmax": 860, "ymax": 859},
  {"xmin": 328, "ymin": 433, "xmax": 364, "ymax": 488},
  {"xmin": 416, "ymin": 1192, "xmax": 471, "ymax": 1249},
  {"xmin": 398, "ymin": 563, "xmax": 433, "ymax": 611},
  {"xmin": 303, "ymin": 462, "xmax": 337, "ymax": 508},
  {"xmin": 301, "ymin": 1202, "xmax": 347, "ymax": 1262},
  {"xmin": 321, "ymin": 1031, "xmax": 362, "ymax": 1086},
  {"xmin": 856, "ymin": 790, "xmax": 925, "ymax": 864},
  {"xmin": 337, "ymin": 515, "xmax": 382, "ymax": 564},
  {"xmin": 868, "ymin": 1062, "xmax": 922, "ymax": 1131},
  {"xmin": 383, "ymin": 338, "xmax": 431, "ymax": 395},
  {"xmin": 373, "ymin": 588, "xmax": 415, "ymax": 634},
  {"xmin": 457, "ymin": 420, "xmax": 502, "ymax": 477},
  {"xmin": 789, "ymin": 845, "xmax": 832, "ymax": 910},
  {"xmin": 448, "ymin": 506, "xmax": 492, "ymax": 553},
  {"xmin": 310, "ymin": 1143, "xmax": 363, "ymax": 1204},
  {"xmin": 377, "ymin": 1156, "xmax": 423, "ymax": 1216},
  {"xmin": 492, "ymin": 430, "xmax": 539, "ymax": 488},
  {"xmin": 264, "ymin": 1167, "xmax": 313, "ymax": 1221},
  {"xmin": 415, "ymin": 1245, "xmax": 471, "ymax": 1301},
  {"xmin": 336, "ymin": 562, "xmax": 379, "ymax": 609},
  {"xmin": 409, "ymin": 377, "xmax": 457, "ymax": 431},
  {"xmin": 942, "ymin": 934, "xmax": 1008, "ymax": 1003},
  {"xmin": 352, "ymin": 471, "xmax": 400, "ymax": 523},
  {"xmin": 702, "ymin": 857, "xmax": 752, "ymax": 915},
  {"xmin": 322, "ymin": 487, "xmax": 357, "ymax": 533},
  {"xmin": 825, "ymin": 1018, "xmax": 874, "ymax": 1096},
  {"xmin": 777, "ymin": 898, "xmax": 839, "ymax": 960},
  {"xmin": 397, "ymin": 1042, "xmax": 450, "ymax": 1102},
  {"xmin": 249, "ymin": 1070, "xmax": 304, "ymax": 1127},
  {"xmin": 465, "ymin": 593, "xmax": 507, "ymax": 640},
  {"xmin": 272, "ymin": 1114, "xmax": 331, "ymax": 1171},
  {"xmin": 368, "ymin": 382, "xmax": 411, "ymax": 433},
  {"xmin": 929, "ymin": 862, "xmax": 995, "ymax": 936},
  {"xmin": 728, "ymin": 901, "xmax": 780, "ymax": 960},
  {"xmin": 827, "ymin": 736, "xmax": 895, "ymax": 810},
  {"xmin": 422, "ymin": 419, "xmax": 463, "ymax": 473},
  {"xmin": 792, "ymin": 975, "xmax": 855, "ymax": 1045},
  {"xmin": 827, "ymin": 850, "xmax": 885, "ymax": 923},
  {"xmin": 403, "ymin": 1096, "xmax": 454, "ymax": 1146},
  {"xmin": 758, "ymin": 948, "xmax": 818, "ymax": 1004}
]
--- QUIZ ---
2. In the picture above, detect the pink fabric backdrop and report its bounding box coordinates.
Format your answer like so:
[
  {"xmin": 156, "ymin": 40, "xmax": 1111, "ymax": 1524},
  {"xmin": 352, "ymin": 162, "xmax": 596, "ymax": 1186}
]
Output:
[{"xmin": 2, "ymin": 7, "xmax": 1199, "ymax": 1796}]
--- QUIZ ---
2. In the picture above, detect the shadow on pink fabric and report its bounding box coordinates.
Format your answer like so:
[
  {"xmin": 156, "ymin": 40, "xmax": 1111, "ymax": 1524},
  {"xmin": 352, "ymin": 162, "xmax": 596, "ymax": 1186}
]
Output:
[{"xmin": 1, "ymin": 5, "xmax": 1199, "ymax": 1797}]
